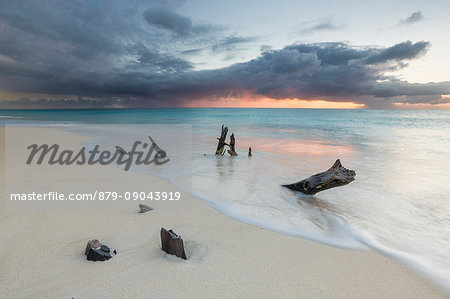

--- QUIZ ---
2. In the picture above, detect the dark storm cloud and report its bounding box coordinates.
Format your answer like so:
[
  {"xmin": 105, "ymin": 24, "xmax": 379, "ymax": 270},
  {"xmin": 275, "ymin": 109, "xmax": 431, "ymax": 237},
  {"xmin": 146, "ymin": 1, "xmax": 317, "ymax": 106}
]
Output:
[
  {"xmin": 0, "ymin": 1, "xmax": 449, "ymax": 108},
  {"xmin": 173, "ymin": 41, "xmax": 449, "ymax": 105},
  {"xmin": 365, "ymin": 41, "xmax": 429, "ymax": 64},
  {"xmin": 132, "ymin": 41, "xmax": 449, "ymax": 106},
  {"xmin": 400, "ymin": 11, "xmax": 424, "ymax": 25},
  {"xmin": 128, "ymin": 42, "xmax": 193, "ymax": 71}
]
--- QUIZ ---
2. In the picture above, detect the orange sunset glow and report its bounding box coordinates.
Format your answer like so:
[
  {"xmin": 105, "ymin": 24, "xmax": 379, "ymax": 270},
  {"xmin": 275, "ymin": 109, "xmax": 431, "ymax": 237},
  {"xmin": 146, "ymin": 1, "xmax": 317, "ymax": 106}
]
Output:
[{"xmin": 181, "ymin": 96, "xmax": 365, "ymax": 109}]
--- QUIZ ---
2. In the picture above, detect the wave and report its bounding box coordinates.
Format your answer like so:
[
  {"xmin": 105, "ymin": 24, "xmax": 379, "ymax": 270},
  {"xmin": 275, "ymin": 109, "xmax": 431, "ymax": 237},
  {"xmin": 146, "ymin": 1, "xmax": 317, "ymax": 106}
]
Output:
[{"xmin": 0, "ymin": 115, "xmax": 24, "ymax": 119}]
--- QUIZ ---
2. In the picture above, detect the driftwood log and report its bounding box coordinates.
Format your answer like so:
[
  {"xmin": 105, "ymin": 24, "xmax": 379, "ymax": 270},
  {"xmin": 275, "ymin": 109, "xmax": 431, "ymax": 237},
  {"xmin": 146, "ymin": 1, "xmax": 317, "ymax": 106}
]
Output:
[
  {"xmin": 160, "ymin": 228, "xmax": 187, "ymax": 260},
  {"xmin": 215, "ymin": 125, "xmax": 228, "ymax": 155},
  {"xmin": 227, "ymin": 133, "xmax": 238, "ymax": 156},
  {"xmin": 282, "ymin": 159, "xmax": 355, "ymax": 195}
]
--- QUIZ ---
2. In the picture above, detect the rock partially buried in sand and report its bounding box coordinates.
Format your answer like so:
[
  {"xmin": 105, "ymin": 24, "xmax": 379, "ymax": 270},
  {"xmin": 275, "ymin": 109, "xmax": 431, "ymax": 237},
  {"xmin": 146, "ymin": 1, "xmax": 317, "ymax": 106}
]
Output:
[
  {"xmin": 85, "ymin": 239, "xmax": 115, "ymax": 262},
  {"xmin": 87, "ymin": 247, "xmax": 111, "ymax": 262},
  {"xmin": 139, "ymin": 204, "xmax": 153, "ymax": 213},
  {"xmin": 160, "ymin": 228, "xmax": 187, "ymax": 260}
]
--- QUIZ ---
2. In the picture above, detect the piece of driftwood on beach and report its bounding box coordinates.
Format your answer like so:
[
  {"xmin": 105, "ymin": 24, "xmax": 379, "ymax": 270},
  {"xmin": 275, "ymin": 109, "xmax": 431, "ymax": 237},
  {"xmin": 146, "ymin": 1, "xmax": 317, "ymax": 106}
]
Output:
[
  {"xmin": 215, "ymin": 125, "xmax": 228, "ymax": 155},
  {"xmin": 160, "ymin": 228, "xmax": 187, "ymax": 260},
  {"xmin": 227, "ymin": 133, "xmax": 238, "ymax": 156},
  {"xmin": 282, "ymin": 159, "xmax": 355, "ymax": 195}
]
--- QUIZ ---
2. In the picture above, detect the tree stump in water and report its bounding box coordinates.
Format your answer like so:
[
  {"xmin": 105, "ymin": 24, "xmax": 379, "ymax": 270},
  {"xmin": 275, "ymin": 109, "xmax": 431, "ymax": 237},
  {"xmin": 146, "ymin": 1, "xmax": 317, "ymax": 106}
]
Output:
[
  {"xmin": 215, "ymin": 125, "xmax": 228, "ymax": 155},
  {"xmin": 160, "ymin": 228, "xmax": 187, "ymax": 260},
  {"xmin": 282, "ymin": 159, "xmax": 355, "ymax": 195},
  {"xmin": 227, "ymin": 133, "xmax": 238, "ymax": 156}
]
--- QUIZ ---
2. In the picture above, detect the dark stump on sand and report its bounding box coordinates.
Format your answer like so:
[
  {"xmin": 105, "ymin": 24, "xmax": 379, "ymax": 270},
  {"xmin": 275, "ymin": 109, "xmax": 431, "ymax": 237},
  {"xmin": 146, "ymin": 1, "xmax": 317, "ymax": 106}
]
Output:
[{"xmin": 160, "ymin": 228, "xmax": 187, "ymax": 260}]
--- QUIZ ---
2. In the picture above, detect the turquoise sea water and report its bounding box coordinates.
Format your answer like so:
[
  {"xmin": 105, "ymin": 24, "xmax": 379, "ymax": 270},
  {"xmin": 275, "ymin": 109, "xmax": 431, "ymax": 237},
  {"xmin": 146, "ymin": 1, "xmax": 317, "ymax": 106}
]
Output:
[{"xmin": 1, "ymin": 108, "xmax": 450, "ymax": 292}]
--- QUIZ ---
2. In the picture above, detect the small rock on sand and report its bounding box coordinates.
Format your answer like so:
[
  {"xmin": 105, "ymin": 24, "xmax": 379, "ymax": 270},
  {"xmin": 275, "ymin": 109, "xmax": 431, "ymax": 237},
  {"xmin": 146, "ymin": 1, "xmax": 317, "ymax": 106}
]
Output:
[
  {"xmin": 139, "ymin": 204, "xmax": 153, "ymax": 213},
  {"xmin": 85, "ymin": 239, "xmax": 115, "ymax": 262}
]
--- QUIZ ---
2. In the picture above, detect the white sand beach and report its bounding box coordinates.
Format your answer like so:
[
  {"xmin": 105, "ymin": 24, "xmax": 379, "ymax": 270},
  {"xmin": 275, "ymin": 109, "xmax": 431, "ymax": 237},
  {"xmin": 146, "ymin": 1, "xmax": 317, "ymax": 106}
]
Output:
[{"xmin": 0, "ymin": 149, "xmax": 447, "ymax": 298}]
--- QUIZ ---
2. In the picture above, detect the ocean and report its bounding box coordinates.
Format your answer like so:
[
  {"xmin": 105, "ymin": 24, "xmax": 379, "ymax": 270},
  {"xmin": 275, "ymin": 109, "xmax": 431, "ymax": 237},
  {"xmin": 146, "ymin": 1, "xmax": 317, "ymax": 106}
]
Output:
[{"xmin": 1, "ymin": 108, "xmax": 449, "ymax": 291}]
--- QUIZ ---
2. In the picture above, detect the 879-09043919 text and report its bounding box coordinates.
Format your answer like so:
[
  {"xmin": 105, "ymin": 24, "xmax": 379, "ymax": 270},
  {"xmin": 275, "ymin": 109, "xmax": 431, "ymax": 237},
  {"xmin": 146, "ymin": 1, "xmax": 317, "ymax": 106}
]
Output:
[{"xmin": 10, "ymin": 191, "xmax": 182, "ymax": 201}]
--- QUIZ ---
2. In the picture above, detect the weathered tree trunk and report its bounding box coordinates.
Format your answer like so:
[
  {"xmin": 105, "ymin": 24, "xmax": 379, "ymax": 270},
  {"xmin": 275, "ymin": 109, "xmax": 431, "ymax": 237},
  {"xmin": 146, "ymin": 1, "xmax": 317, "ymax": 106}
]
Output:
[
  {"xmin": 282, "ymin": 159, "xmax": 355, "ymax": 195},
  {"xmin": 215, "ymin": 125, "xmax": 228, "ymax": 155},
  {"xmin": 160, "ymin": 228, "xmax": 187, "ymax": 260},
  {"xmin": 227, "ymin": 133, "xmax": 238, "ymax": 156}
]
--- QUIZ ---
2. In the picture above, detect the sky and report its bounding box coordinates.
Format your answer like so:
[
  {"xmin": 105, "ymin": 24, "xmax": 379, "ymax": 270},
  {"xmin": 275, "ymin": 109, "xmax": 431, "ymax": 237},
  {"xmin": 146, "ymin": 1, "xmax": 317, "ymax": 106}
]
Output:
[{"xmin": 0, "ymin": 0, "xmax": 450, "ymax": 109}]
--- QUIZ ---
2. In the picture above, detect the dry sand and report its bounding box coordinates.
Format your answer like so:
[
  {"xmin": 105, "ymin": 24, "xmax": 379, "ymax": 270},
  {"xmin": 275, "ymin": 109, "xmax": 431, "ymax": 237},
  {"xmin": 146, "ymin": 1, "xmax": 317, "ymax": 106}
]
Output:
[{"xmin": 0, "ymin": 128, "xmax": 447, "ymax": 298}]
